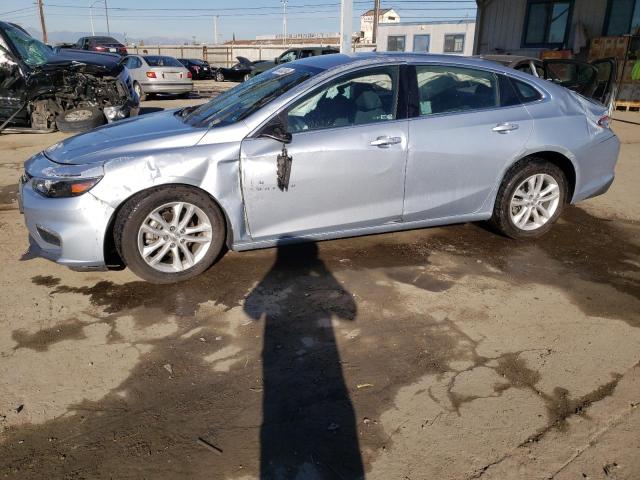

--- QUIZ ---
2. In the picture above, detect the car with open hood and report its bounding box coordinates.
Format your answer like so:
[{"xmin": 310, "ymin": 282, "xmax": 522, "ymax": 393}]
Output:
[
  {"xmin": 0, "ymin": 21, "xmax": 139, "ymax": 133},
  {"xmin": 19, "ymin": 53, "xmax": 620, "ymax": 283}
]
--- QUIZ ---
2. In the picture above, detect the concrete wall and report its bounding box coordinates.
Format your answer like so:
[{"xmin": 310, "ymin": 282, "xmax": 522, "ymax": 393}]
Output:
[
  {"xmin": 475, "ymin": 0, "xmax": 608, "ymax": 56},
  {"xmin": 129, "ymin": 44, "xmax": 375, "ymax": 67},
  {"xmin": 377, "ymin": 21, "xmax": 476, "ymax": 56}
]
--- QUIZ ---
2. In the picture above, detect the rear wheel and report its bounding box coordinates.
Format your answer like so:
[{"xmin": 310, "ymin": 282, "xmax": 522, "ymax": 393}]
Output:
[
  {"xmin": 490, "ymin": 158, "xmax": 567, "ymax": 239},
  {"xmin": 215, "ymin": 71, "xmax": 224, "ymax": 82},
  {"xmin": 133, "ymin": 81, "xmax": 147, "ymax": 101},
  {"xmin": 114, "ymin": 186, "xmax": 226, "ymax": 283}
]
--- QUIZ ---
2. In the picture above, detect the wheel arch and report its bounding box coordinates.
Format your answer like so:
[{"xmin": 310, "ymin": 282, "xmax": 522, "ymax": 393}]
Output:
[
  {"xmin": 103, "ymin": 183, "xmax": 234, "ymax": 269},
  {"xmin": 505, "ymin": 150, "xmax": 577, "ymax": 202}
]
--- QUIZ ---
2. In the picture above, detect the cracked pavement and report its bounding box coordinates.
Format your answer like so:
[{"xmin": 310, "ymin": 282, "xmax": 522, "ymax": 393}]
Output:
[{"xmin": 0, "ymin": 97, "xmax": 639, "ymax": 479}]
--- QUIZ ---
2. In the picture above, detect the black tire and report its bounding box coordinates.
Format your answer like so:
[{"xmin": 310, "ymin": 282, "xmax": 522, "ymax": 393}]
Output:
[
  {"xmin": 215, "ymin": 71, "xmax": 224, "ymax": 82},
  {"xmin": 114, "ymin": 186, "xmax": 226, "ymax": 283},
  {"xmin": 178, "ymin": 91, "xmax": 191, "ymax": 99},
  {"xmin": 490, "ymin": 158, "xmax": 568, "ymax": 239},
  {"xmin": 55, "ymin": 107, "xmax": 106, "ymax": 133},
  {"xmin": 133, "ymin": 81, "xmax": 147, "ymax": 101}
]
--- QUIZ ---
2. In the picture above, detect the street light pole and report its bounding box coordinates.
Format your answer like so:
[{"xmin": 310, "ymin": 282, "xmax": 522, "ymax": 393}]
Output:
[
  {"xmin": 281, "ymin": 0, "xmax": 287, "ymax": 46},
  {"xmin": 37, "ymin": 0, "xmax": 48, "ymax": 43},
  {"xmin": 104, "ymin": 0, "xmax": 110, "ymax": 34},
  {"xmin": 90, "ymin": 4, "xmax": 95, "ymax": 36},
  {"xmin": 340, "ymin": 0, "xmax": 353, "ymax": 53}
]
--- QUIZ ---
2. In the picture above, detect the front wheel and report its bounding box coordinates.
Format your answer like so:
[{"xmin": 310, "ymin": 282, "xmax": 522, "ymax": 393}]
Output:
[
  {"xmin": 114, "ymin": 186, "xmax": 226, "ymax": 283},
  {"xmin": 215, "ymin": 71, "xmax": 224, "ymax": 82},
  {"xmin": 490, "ymin": 159, "xmax": 567, "ymax": 239}
]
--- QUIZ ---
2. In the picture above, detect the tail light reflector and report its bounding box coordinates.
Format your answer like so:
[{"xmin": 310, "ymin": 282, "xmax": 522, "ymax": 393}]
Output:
[
  {"xmin": 187, "ymin": 71, "xmax": 192, "ymax": 79},
  {"xmin": 597, "ymin": 115, "xmax": 610, "ymax": 129},
  {"xmin": 146, "ymin": 71, "xmax": 157, "ymax": 78}
]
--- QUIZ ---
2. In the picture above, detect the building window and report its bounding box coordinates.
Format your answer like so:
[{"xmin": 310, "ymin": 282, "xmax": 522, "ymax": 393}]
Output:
[
  {"xmin": 444, "ymin": 34, "xmax": 465, "ymax": 53},
  {"xmin": 387, "ymin": 35, "xmax": 406, "ymax": 52},
  {"xmin": 413, "ymin": 34, "xmax": 430, "ymax": 52},
  {"xmin": 604, "ymin": 0, "xmax": 640, "ymax": 35},
  {"xmin": 523, "ymin": 0, "xmax": 572, "ymax": 47}
]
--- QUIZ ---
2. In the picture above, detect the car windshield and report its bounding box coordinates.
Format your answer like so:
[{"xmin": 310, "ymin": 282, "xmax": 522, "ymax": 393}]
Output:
[
  {"xmin": 3, "ymin": 23, "xmax": 53, "ymax": 66},
  {"xmin": 183, "ymin": 65, "xmax": 321, "ymax": 127},
  {"xmin": 143, "ymin": 55, "xmax": 182, "ymax": 67}
]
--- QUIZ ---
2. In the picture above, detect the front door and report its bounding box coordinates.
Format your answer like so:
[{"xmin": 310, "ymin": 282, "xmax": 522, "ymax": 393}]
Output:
[{"xmin": 241, "ymin": 65, "xmax": 408, "ymax": 241}]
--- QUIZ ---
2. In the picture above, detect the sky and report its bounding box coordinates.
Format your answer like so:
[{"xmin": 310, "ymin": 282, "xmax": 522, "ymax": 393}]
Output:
[{"xmin": 1, "ymin": 0, "xmax": 477, "ymax": 44}]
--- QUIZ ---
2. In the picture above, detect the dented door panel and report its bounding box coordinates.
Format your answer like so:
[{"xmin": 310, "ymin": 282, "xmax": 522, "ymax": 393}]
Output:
[{"xmin": 240, "ymin": 122, "xmax": 408, "ymax": 240}]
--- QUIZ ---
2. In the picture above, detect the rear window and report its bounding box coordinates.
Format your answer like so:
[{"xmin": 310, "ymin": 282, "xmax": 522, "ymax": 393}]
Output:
[
  {"xmin": 93, "ymin": 36, "xmax": 119, "ymax": 44},
  {"xmin": 143, "ymin": 56, "xmax": 183, "ymax": 67}
]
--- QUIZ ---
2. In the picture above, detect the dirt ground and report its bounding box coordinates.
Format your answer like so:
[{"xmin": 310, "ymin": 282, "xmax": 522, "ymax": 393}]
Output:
[{"xmin": 0, "ymin": 90, "xmax": 639, "ymax": 479}]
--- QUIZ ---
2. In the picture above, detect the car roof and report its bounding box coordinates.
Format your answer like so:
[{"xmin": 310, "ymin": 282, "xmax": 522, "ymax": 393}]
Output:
[
  {"xmin": 293, "ymin": 52, "xmax": 528, "ymax": 74},
  {"xmin": 478, "ymin": 54, "xmax": 538, "ymax": 65}
]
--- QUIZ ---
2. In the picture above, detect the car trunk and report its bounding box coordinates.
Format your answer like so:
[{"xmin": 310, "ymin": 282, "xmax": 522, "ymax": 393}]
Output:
[
  {"xmin": 149, "ymin": 67, "xmax": 189, "ymax": 82},
  {"xmin": 542, "ymin": 58, "xmax": 617, "ymax": 112}
]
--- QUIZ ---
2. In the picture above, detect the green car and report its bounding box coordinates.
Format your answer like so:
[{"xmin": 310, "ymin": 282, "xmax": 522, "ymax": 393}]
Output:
[{"xmin": 250, "ymin": 46, "xmax": 339, "ymax": 77}]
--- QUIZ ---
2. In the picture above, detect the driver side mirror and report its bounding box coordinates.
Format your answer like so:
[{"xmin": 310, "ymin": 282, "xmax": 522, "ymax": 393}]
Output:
[
  {"xmin": 258, "ymin": 113, "xmax": 292, "ymax": 144},
  {"xmin": 274, "ymin": 56, "xmax": 280, "ymax": 64}
]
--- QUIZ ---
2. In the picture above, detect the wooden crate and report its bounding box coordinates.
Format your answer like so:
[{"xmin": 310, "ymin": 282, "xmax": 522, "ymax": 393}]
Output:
[{"xmin": 615, "ymin": 100, "xmax": 640, "ymax": 112}]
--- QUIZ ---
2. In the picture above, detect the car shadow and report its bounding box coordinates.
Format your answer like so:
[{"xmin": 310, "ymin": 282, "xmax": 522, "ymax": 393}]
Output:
[{"xmin": 243, "ymin": 242, "xmax": 365, "ymax": 479}]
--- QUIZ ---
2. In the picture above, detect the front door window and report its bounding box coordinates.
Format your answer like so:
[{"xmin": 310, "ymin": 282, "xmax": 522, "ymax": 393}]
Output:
[{"xmin": 287, "ymin": 66, "xmax": 399, "ymax": 133}]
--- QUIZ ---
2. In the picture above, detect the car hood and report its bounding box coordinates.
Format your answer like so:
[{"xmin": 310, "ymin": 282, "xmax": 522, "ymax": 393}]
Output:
[
  {"xmin": 44, "ymin": 110, "xmax": 206, "ymax": 165},
  {"xmin": 43, "ymin": 49, "xmax": 122, "ymax": 75}
]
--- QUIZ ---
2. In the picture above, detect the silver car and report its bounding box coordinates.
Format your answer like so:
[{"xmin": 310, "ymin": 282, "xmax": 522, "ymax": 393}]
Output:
[
  {"xmin": 122, "ymin": 54, "xmax": 193, "ymax": 100},
  {"xmin": 19, "ymin": 53, "xmax": 620, "ymax": 283}
]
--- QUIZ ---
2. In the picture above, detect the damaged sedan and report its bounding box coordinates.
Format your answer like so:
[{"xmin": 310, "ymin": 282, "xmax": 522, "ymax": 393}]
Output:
[
  {"xmin": 0, "ymin": 21, "xmax": 138, "ymax": 133},
  {"xmin": 20, "ymin": 53, "xmax": 619, "ymax": 283}
]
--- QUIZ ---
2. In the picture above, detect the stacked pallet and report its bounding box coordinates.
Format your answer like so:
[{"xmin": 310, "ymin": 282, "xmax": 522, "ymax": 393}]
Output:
[{"xmin": 589, "ymin": 36, "xmax": 640, "ymax": 111}]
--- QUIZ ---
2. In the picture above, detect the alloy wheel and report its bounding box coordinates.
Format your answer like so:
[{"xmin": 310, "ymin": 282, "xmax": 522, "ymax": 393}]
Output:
[
  {"xmin": 509, "ymin": 173, "xmax": 560, "ymax": 231},
  {"xmin": 137, "ymin": 202, "xmax": 213, "ymax": 273}
]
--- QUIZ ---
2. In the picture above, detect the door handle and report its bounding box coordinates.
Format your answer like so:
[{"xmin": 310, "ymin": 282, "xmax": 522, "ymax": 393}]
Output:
[
  {"xmin": 370, "ymin": 136, "xmax": 402, "ymax": 147},
  {"xmin": 492, "ymin": 123, "xmax": 519, "ymax": 133}
]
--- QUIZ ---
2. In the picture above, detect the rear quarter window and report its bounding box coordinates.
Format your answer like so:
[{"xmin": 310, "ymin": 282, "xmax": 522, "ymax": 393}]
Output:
[{"xmin": 511, "ymin": 78, "xmax": 542, "ymax": 103}]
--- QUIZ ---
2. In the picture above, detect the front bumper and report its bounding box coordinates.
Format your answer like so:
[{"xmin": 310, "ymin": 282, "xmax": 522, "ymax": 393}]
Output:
[{"xmin": 19, "ymin": 156, "xmax": 114, "ymax": 269}]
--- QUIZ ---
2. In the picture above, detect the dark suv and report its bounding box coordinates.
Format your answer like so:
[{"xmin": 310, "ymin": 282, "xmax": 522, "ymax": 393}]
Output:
[
  {"xmin": 73, "ymin": 36, "xmax": 127, "ymax": 56},
  {"xmin": 250, "ymin": 46, "xmax": 339, "ymax": 76}
]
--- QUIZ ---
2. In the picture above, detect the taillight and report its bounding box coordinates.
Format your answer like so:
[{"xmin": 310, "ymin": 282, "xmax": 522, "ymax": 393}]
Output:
[
  {"xmin": 597, "ymin": 115, "xmax": 611, "ymax": 129},
  {"xmin": 187, "ymin": 71, "xmax": 192, "ymax": 79},
  {"xmin": 95, "ymin": 46, "xmax": 105, "ymax": 51},
  {"xmin": 146, "ymin": 71, "xmax": 157, "ymax": 78}
]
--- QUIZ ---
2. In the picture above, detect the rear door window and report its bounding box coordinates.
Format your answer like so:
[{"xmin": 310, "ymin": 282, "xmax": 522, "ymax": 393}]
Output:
[{"xmin": 414, "ymin": 65, "xmax": 499, "ymax": 116}]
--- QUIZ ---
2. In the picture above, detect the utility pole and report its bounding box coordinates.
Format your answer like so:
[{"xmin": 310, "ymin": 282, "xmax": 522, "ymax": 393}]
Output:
[
  {"xmin": 340, "ymin": 0, "xmax": 353, "ymax": 53},
  {"xmin": 281, "ymin": 0, "xmax": 287, "ymax": 47},
  {"xmin": 213, "ymin": 15, "xmax": 219, "ymax": 44},
  {"xmin": 104, "ymin": 0, "xmax": 110, "ymax": 34},
  {"xmin": 372, "ymin": 0, "xmax": 380, "ymax": 45},
  {"xmin": 37, "ymin": 0, "xmax": 48, "ymax": 43}
]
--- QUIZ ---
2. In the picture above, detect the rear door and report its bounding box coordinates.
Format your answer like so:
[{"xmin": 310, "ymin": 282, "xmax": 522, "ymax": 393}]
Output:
[{"xmin": 403, "ymin": 64, "xmax": 535, "ymax": 220}]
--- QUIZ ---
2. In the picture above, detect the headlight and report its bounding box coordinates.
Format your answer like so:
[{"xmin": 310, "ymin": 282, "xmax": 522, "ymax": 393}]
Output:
[
  {"xmin": 104, "ymin": 105, "xmax": 127, "ymax": 122},
  {"xmin": 31, "ymin": 177, "xmax": 102, "ymax": 198}
]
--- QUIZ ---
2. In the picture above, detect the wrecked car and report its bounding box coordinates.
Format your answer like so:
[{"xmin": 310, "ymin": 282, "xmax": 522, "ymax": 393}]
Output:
[
  {"xmin": 0, "ymin": 21, "xmax": 139, "ymax": 133},
  {"xmin": 20, "ymin": 53, "xmax": 619, "ymax": 283}
]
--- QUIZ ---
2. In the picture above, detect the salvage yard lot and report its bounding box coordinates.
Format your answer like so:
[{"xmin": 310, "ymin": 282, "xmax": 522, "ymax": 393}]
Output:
[{"xmin": 0, "ymin": 87, "xmax": 639, "ymax": 478}]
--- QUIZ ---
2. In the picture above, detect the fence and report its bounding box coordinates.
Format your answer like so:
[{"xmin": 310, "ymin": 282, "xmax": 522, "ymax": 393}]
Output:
[{"xmin": 128, "ymin": 44, "xmax": 376, "ymax": 67}]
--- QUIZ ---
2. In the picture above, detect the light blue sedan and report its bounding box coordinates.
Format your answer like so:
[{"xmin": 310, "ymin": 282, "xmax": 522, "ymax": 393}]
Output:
[{"xmin": 19, "ymin": 53, "xmax": 620, "ymax": 283}]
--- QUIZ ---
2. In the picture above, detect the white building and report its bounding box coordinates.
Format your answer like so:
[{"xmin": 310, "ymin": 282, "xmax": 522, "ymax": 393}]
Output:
[
  {"xmin": 377, "ymin": 20, "xmax": 476, "ymax": 56},
  {"xmin": 360, "ymin": 8, "xmax": 400, "ymax": 44}
]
